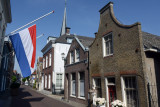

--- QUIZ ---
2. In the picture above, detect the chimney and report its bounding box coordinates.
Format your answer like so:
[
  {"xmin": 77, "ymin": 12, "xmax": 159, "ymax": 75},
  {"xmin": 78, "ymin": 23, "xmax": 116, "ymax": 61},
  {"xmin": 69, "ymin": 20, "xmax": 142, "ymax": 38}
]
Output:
[
  {"xmin": 66, "ymin": 27, "xmax": 71, "ymax": 35},
  {"xmin": 94, "ymin": 32, "xmax": 97, "ymax": 37},
  {"xmin": 99, "ymin": 2, "xmax": 113, "ymax": 14}
]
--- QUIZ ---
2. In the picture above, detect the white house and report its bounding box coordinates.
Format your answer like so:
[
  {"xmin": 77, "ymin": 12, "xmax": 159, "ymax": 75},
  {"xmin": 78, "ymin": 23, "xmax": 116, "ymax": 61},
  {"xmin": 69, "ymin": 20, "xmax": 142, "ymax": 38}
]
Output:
[
  {"xmin": 41, "ymin": 28, "xmax": 75, "ymax": 94},
  {"xmin": 41, "ymin": 0, "xmax": 75, "ymax": 94}
]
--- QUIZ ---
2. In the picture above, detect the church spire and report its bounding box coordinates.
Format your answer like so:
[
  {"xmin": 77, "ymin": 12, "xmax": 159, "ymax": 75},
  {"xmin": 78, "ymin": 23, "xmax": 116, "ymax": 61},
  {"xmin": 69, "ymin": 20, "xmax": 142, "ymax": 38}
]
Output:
[{"xmin": 60, "ymin": 0, "xmax": 67, "ymax": 36}]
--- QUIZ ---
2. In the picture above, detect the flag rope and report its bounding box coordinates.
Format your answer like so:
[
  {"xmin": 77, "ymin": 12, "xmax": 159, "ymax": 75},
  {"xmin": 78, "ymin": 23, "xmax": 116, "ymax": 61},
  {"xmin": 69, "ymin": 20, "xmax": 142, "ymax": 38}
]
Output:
[{"xmin": 6, "ymin": 10, "xmax": 54, "ymax": 37}]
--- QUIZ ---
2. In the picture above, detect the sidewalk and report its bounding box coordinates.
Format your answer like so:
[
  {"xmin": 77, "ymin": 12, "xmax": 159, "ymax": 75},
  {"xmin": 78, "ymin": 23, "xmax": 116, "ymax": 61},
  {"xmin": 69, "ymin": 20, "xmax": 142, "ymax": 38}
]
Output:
[
  {"xmin": 37, "ymin": 89, "xmax": 63, "ymax": 101},
  {"xmin": 0, "ymin": 89, "xmax": 12, "ymax": 107}
]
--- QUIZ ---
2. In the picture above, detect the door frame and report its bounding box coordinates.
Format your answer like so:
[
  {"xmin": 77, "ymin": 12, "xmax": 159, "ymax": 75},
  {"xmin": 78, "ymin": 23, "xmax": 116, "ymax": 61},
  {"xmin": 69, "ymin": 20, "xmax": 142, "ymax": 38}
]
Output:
[{"xmin": 105, "ymin": 77, "xmax": 116, "ymax": 107}]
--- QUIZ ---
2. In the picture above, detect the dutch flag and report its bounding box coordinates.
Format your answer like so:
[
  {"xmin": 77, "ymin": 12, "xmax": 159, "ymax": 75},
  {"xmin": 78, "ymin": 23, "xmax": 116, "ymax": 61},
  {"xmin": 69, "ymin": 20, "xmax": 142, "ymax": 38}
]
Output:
[{"xmin": 10, "ymin": 25, "xmax": 36, "ymax": 77}]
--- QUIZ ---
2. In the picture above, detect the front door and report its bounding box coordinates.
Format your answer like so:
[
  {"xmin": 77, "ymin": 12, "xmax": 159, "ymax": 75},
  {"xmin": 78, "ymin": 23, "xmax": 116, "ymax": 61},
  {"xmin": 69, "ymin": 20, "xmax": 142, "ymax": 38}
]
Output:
[{"xmin": 108, "ymin": 85, "xmax": 116, "ymax": 107}]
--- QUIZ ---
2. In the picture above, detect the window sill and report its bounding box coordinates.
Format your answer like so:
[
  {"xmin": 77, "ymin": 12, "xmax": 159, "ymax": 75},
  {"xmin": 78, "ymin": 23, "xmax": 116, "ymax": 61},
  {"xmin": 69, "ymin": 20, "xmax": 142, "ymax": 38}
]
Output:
[
  {"xmin": 55, "ymin": 86, "xmax": 64, "ymax": 89},
  {"xmin": 103, "ymin": 54, "xmax": 113, "ymax": 58},
  {"xmin": 70, "ymin": 95, "xmax": 76, "ymax": 98},
  {"xmin": 78, "ymin": 97, "xmax": 86, "ymax": 100}
]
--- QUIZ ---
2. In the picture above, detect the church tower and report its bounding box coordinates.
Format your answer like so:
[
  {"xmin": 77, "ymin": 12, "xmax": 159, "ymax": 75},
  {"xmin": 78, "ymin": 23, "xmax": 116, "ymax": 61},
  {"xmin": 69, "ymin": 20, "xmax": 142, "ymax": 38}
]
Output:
[{"xmin": 60, "ymin": 0, "xmax": 67, "ymax": 36}]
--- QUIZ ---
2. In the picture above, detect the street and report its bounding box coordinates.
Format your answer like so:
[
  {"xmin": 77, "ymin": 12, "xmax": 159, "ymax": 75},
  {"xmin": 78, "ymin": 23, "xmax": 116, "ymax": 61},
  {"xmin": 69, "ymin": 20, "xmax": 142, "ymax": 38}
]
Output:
[{"xmin": 10, "ymin": 85, "xmax": 73, "ymax": 107}]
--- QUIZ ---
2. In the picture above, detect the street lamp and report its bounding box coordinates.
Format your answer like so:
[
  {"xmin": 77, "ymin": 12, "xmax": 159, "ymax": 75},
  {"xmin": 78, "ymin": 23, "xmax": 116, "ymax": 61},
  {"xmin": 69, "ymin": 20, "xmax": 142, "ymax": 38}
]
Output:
[{"xmin": 61, "ymin": 53, "xmax": 65, "ymax": 60}]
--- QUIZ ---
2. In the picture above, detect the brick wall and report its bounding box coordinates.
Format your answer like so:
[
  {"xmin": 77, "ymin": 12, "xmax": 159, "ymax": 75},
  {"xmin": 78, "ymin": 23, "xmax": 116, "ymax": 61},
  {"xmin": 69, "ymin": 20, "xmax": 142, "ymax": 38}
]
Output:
[
  {"xmin": 43, "ymin": 47, "xmax": 54, "ymax": 91},
  {"xmin": 64, "ymin": 39, "xmax": 89, "ymax": 105},
  {"xmin": 89, "ymin": 2, "xmax": 148, "ymax": 107}
]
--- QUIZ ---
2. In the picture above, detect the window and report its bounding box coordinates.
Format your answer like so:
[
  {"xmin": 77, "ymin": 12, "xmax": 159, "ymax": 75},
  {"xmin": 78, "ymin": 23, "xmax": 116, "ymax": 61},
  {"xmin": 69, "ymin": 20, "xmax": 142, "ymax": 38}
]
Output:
[
  {"xmin": 56, "ymin": 73, "xmax": 62, "ymax": 87},
  {"xmin": 49, "ymin": 53, "xmax": 52, "ymax": 66},
  {"xmin": 70, "ymin": 51, "xmax": 74, "ymax": 64},
  {"xmin": 121, "ymin": 76, "xmax": 138, "ymax": 107},
  {"xmin": 48, "ymin": 74, "xmax": 51, "ymax": 89},
  {"xmin": 45, "ymin": 75, "xmax": 47, "ymax": 88},
  {"xmin": 67, "ymin": 38, "xmax": 73, "ymax": 43},
  {"xmin": 71, "ymin": 73, "xmax": 76, "ymax": 96},
  {"xmin": 46, "ymin": 56, "xmax": 48, "ymax": 68},
  {"xmin": 93, "ymin": 78, "xmax": 102, "ymax": 97},
  {"xmin": 103, "ymin": 33, "xmax": 113, "ymax": 56},
  {"xmin": 43, "ymin": 58, "xmax": 45, "ymax": 69},
  {"xmin": 75, "ymin": 49, "xmax": 80, "ymax": 62},
  {"xmin": 79, "ymin": 72, "xmax": 85, "ymax": 97}
]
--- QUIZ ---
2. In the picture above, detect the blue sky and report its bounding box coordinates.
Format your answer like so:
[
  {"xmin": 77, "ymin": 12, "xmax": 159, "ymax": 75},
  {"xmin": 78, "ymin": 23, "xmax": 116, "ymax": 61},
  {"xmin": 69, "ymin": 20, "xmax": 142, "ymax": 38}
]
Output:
[{"xmin": 6, "ymin": 0, "xmax": 160, "ymax": 74}]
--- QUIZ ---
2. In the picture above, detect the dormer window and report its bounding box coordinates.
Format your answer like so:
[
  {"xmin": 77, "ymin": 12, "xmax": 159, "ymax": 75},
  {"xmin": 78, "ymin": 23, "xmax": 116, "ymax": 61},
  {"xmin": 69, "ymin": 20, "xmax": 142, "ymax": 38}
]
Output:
[
  {"xmin": 67, "ymin": 38, "xmax": 73, "ymax": 43},
  {"xmin": 70, "ymin": 51, "xmax": 74, "ymax": 64},
  {"xmin": 75, "ymin": 49, "xmax": 80, "ymax": 62}
]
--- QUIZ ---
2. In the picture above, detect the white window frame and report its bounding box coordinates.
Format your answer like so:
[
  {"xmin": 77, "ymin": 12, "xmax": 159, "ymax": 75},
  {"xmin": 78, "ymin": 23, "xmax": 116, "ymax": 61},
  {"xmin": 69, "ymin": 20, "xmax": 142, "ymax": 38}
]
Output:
[
  {"xmin": 46, "ymin": 56, "xmax": 48, "ymax": 68},
  {"xmin": 43, "ymin": 58, "xmax": 45, "ymax": 69},
  {"xmin": 71, "ymin": 73, "xmax": 76, "ymax": 96},
  {"xmin": 56, "ymin": 73, "xmax": 63, "ymax": 88},
  {"xmin": 102, "ymin": 32, "xmax": 113, "ymax": 57},
  {"xmin": 70, "ymin": 51, "xmax": 74, "ymax": 64},
  {"xmin": 67, "ymin": 38, "xmax": 73, "ymax": 43},
  {"xmin": 78, "ymin": 72, "xmax": 85, "ymax": 98},
  {"xmin": 93, "ymin": 78, "xmax": 102, "ymax": 98},
  {"xmin": 49, "ymin": 53, "xmax": 52, "ymax": 66},
  {"xmin": 45, "ymin": 75, "xmax": 47, "ymax": 88},
  {"xmin": 75, "ymin": 49, "xmax": 80, "ymax": 62},
  {"xmin": 121, "ymin": 76, "xmax": 138, "ymax": 107},
  {"xmin": 42, "ymin": 75, "xmax": 44, "ymax": 89},
  {"xmin": 48, "ymin": 74, "xmax": 51, "ymax": 89}
]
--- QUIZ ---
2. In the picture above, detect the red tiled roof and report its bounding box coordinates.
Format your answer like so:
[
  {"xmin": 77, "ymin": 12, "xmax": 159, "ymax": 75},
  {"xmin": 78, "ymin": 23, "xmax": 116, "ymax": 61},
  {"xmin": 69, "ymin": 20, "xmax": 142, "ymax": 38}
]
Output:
[
  {"xmin": 13, "ymin": 70, "xmax": 17, "ymax": 74},
  {"xmin": 39, "ymin": 57, "xmax": 43, "ymax": 62}
]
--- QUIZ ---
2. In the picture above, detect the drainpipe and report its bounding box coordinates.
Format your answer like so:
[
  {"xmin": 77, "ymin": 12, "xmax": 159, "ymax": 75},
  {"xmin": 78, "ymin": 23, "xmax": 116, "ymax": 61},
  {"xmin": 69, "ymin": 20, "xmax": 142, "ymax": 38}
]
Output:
[{"xmin": 85, "ymin": 47, "xmax": 91, "ymax": 107}]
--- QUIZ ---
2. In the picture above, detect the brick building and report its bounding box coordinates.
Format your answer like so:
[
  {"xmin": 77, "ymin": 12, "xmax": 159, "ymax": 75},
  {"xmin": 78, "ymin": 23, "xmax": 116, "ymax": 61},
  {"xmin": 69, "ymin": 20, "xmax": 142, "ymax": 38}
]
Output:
[
  {"xmin": 0, "ymin": 0, "xmax": 12, "ymax": 68},
  {"xmin": 41, "ymin": 0, "xmax": 79, "ymax": 94},
  {"xmin": 64, "ymin": 36, "xmax": 94, "ymax": 106},
  {"xmin": 0, "ymin": 39, "xmax": 14, "ymax": 92},
  {"xmin": 30, "ymin": 70, "xmax": 36, "ymax": 87},
  {"xmin": 89, "ymin": 2, "xmax": 160, "ymax": 107},
  {"xmin": 36, "ymin": 57, "xmax": 43, "ymax": 90}
]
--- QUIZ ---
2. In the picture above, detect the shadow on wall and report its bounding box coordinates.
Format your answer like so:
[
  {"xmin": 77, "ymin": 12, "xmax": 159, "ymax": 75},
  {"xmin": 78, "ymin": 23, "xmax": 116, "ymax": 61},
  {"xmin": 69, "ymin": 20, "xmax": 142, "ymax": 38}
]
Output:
[
  {"xmin": 11, "ymin": 86, "xmax": 44, "ymax": 107},
  {"xmin": 52, "ymin": 83, "xmax": 64, "ymax": 95}
]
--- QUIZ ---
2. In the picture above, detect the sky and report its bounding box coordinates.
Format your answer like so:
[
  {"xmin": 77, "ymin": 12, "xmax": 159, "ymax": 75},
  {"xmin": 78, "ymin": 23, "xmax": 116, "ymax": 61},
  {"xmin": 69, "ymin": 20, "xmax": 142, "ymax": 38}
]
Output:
[{"xmin": 6, "ymin": 0, "xmax": 160, "ymax": 74}]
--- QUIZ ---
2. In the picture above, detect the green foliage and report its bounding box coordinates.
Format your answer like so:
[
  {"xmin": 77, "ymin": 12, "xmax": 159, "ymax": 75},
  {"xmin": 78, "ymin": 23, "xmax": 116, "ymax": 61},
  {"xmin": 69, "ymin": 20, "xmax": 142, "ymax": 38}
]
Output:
[
  {"xmin": 12, "ymin": 76, "xmax": 17, "ymax": 83},
  {"xmin": 33, "ymin": 82, "xmax": 36, "ymax": 89},
  {"xmin": 26, "ymin": 76, "xmax": 30, "ymax": 80},
  {"xmin": 10, "ymin": 76, "xmax": 20, "ymax": 89},
  {"xmin": 22, "ymin": 78, "xmax": 26, "ymax": 82},
  {"xmin": 35, "ymin": 80, "xmax": 37, "ymax": 83}
]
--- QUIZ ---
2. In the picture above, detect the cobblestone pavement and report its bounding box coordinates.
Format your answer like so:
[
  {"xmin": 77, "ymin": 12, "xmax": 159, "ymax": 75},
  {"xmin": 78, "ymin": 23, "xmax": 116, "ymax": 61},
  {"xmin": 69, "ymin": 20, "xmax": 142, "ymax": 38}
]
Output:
[{"xmin": 10, "ymin": 85, "xmax": 73, "ymax": 107}]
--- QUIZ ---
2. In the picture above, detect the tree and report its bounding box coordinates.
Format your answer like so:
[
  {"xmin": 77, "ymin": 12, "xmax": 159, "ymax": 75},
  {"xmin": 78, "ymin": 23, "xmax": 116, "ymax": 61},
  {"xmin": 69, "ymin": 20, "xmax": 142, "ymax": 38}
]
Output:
[
  {"xmin": 12, "ymin": 76, "xmax": 17, "ymax": 83},
  {"xmin": 22, "ymin": 78, "xmax": 26, "ymax": 84}
]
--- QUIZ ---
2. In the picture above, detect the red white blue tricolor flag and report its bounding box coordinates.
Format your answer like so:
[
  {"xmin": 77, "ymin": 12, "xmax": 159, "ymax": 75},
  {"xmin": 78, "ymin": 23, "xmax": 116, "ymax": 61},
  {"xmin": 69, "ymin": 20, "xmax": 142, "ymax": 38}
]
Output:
[{"xmin": 10, "ymin": 25, "xmax": 36, "ymax": 77}]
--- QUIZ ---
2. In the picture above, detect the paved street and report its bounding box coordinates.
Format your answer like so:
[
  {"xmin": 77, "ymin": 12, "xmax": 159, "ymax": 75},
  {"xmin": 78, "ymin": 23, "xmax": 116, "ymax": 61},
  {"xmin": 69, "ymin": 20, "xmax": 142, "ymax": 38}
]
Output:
[{"xmin": 11, "ymin": 85, "xmax": 73, "ymax": 107}]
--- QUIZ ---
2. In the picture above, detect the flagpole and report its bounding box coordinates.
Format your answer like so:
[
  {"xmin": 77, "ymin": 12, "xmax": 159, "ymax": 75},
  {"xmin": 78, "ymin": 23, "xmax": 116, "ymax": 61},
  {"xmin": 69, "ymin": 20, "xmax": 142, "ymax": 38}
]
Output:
[{"xmin": 6, "ymin": 10, "xmax": 54, "ymax": 36}]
